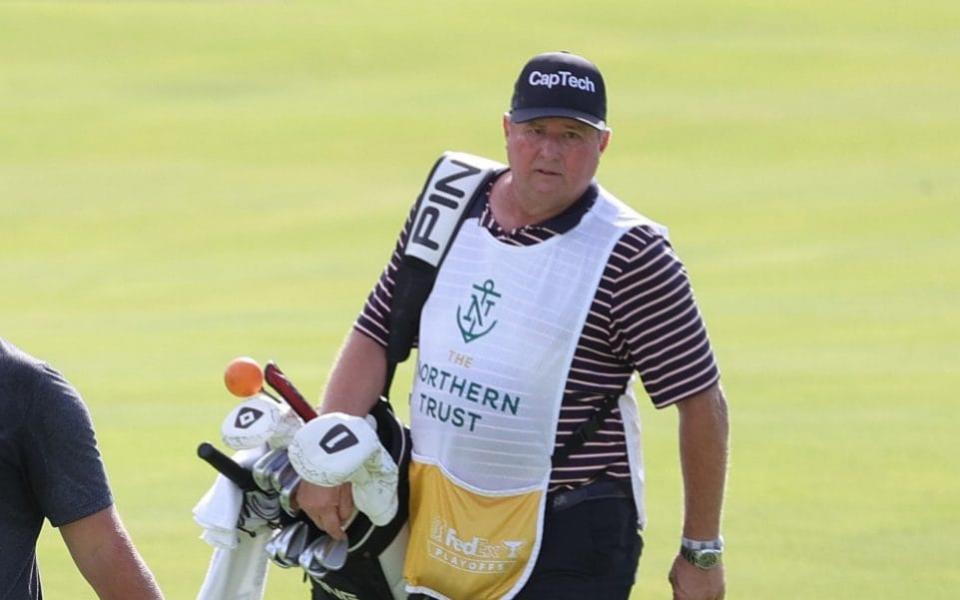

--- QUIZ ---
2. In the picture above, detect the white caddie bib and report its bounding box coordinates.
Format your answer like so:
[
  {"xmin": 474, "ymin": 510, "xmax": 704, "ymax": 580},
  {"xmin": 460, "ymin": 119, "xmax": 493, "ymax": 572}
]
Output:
[{"xmin": 402, "ymin": 167, "xmax": 660, "ymax": 599}]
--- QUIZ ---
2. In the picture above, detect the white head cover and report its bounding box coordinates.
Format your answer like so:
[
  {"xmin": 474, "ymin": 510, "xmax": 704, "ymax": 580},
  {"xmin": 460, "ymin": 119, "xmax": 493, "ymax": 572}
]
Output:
[
  {"xmin": 287, "ymin": 413, "xmax": 400, "ymax": 525},
  {"xmin": 221, "ymin": 394, "xmax": 302, "ymax": 450}
]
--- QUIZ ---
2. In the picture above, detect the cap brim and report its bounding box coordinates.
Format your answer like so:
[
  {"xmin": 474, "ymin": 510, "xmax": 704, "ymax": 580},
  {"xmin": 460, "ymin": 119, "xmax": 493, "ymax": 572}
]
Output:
[{"xmin": 510, "ymin": 107, "xmax": 606, "ymax": 130}]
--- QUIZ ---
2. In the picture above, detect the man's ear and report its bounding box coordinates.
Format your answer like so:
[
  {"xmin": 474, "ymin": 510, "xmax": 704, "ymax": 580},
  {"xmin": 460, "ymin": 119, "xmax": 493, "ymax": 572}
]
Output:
[
  {"xmin": 502, "ymin": 113, "xmax": 512, "ymax": 139},
  {"xmin": 599, "ymin": 128, "xmax": 612, "ymax": 154}
]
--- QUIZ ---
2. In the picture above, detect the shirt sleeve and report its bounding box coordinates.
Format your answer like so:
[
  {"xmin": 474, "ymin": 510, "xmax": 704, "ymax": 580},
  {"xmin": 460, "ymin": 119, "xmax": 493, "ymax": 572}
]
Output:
[
  {"xmin": 353, "ymin": 202, "xmax": 418, "ymax": 347},
  {"xmin": 608, "ymin": 226, "xmax": 720, "ymax": 408},
  {"xmin": 23, "ymin": 364, "xmax": 113, "ymax": 527}
]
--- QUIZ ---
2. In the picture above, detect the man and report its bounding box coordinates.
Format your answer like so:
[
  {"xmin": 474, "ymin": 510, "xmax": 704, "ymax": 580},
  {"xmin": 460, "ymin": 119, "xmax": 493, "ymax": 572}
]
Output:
[
  {"xmin": 298, "ymin": 51, "xmax": 728, "ymax": 600},
  {"xmin": 0, "ymin": 338, "xmax": 164, "ymax": 600}
]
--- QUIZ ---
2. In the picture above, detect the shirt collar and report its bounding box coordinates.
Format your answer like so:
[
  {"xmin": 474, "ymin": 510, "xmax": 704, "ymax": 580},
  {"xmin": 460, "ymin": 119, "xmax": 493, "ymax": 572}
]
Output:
[
  {"xmin": 538, "ymin": 182, "xmax": 598, "ymax": 234},
  {"xmin": 473, "ymin": 171, "xmax": 598, "ymax": 237}
]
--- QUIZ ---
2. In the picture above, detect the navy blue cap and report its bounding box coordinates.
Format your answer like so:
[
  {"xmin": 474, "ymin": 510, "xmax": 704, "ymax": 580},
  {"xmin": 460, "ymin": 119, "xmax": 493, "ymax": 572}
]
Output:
[{"xmin": 509, "ymin": 51, "xmax": 607, "ymax": 130}]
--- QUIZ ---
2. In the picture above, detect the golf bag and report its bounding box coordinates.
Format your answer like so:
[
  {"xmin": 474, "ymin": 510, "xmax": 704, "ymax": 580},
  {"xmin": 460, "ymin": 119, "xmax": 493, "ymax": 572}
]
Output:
[
  {"xmin": 307, "ymin": 399, "xmax": 411, "ymax": 600},
  {"xmin": 312, "ymin": 152, "xmax": 503, "ymax": 599},
  {"xmin": 197, "ymin": 373, "xmax": 411, "ymax": 600},
  {"xmin": 196, "ymin": 152, "xmax": 502, "ymax": 600}
]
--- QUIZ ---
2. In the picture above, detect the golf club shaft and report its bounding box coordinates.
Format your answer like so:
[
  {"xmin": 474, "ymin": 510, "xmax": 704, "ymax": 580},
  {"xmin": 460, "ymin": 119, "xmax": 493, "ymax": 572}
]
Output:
[
  {"xmin": 197, "ymin": 442, "xmax": 257, "ymax": 491},
  {"xmin": 264, "ymin": 362, "xmax": 318, "ymax": 421}
]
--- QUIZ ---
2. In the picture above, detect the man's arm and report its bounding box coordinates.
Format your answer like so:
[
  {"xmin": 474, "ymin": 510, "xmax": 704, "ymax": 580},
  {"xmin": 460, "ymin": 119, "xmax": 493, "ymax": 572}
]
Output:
[
  {"xmin": 60, "ymin": 505, "xmax": 164, "ymax": 600},
  {"xmin": 320, "ymin": 328, "xmax": 388, "ymax": 416},
  {"xmin": 296, "ymin": 197, "xmax": 414, "ymax": 537},
  {"xmin": 296, "ymin": 329, "xmax": 387, "ymax": 538},
  {"xmin": 668, "ymin": 382, "xmax": 729, "ymax": 600}
]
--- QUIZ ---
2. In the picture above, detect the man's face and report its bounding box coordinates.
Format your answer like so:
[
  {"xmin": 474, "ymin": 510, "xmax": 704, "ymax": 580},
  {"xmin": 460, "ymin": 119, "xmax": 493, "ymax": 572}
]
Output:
[{"xmin": 503, "ymin": 115, "xmax": 610, "ymax": 208}]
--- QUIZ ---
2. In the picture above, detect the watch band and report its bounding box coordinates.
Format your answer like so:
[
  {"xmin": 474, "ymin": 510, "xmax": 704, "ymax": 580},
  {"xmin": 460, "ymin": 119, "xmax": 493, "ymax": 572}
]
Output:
[
  {"xmin": 681, "ymin": 536, "xmax": 724, "ymax": 551},
  {"xmin": 680, "ymin": 536, "xmax": 724, "ymax": 570}
]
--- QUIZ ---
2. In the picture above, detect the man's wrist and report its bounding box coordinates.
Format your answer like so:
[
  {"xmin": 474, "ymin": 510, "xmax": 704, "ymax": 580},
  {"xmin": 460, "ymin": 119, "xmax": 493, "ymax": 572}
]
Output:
[
  {"xmin": 679, "ymin": 536, "xmax": 724, "ymax": 570},
  {"xmin": 681, "ymin": 536, "xmax": 724, "ymax": 551}
]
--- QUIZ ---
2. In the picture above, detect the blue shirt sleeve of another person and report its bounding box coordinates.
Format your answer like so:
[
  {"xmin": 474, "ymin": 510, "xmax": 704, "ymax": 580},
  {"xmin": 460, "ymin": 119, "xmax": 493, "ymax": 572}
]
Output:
[{"xmin": 22, "ymin": 362, "xmax": 114, "ymax": 527}]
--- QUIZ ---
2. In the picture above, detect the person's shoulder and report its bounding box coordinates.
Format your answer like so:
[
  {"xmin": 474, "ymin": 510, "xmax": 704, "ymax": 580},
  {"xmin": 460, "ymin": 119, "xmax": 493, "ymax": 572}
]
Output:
[
  {"xmin": 603, "ymin": 225, "xmax": 678, "ymax": 282},
  {"xmin": 592, "ymin": 186, "xmax": 670, "ymax": 239},
  {"xmin": 0, "ymin": 340, "xmax": 55, "ymax": 426},
  {"xmin": 588, "ymin": 188, "xmax": 673, "ymax": 264},
  {"xmin": 0, "ymin": 339, "xmax": 84, "ymax": 414},
  {"xmin": 0, "ymin": 338, "xmax": 47, "ymax": 389},
  {"xmin": 617, "ymin": 223, "xmax": 671, "ymax": 253}
]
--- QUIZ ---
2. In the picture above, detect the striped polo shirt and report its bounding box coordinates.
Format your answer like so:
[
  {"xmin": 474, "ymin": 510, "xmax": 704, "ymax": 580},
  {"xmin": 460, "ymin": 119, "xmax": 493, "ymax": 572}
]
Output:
[{"xmin": 355, "ymin": 175, "xmax": 720, "ymax": 492}]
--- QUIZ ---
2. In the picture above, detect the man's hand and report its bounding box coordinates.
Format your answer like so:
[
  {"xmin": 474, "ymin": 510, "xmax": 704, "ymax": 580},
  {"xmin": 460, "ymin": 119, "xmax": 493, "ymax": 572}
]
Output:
[
  {"xmin": 294, "ymin": 329, "xmax": 388, "ymax": 540},
  {"xmin": 668, "ymin": 554, "xmax": 725, "ymax": 600},
  {"xmin": 673, "ymin": 384, "xmax": 729, "ymax": 600},
  {"xmin": 296, "ymin": 480, "xmax": 354, "ymax": 540}
]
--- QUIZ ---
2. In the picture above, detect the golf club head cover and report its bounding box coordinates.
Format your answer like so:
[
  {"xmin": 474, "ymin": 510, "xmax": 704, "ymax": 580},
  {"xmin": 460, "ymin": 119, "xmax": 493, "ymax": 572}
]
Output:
[
  {"xmin": 351, "ymin": 452, "xmax": 400, "ymax": 526},
  {"xmin": 237, "ymin": 488, "xmax": 283, "ymax": 536},
  {"xmin": 287, "ymin": 412, "xmax": 400, "ymax": 526},
  {"xmin": 221, "ymin": 393, "xmax": 303, "ymax": 450}
]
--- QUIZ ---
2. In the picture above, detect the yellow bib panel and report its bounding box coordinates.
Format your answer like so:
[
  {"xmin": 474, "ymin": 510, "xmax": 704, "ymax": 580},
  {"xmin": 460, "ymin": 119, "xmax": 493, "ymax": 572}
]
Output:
[{"xmin": 404, "ymin": 461, "xmax": 543, "ymax": 600}]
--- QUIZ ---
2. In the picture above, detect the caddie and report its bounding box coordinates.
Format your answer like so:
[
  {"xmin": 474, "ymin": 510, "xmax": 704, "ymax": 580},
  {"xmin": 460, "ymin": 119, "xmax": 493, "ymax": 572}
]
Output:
[{"xmin": 298, "ymin": 51, "xmax": 730, "ymax": 600}]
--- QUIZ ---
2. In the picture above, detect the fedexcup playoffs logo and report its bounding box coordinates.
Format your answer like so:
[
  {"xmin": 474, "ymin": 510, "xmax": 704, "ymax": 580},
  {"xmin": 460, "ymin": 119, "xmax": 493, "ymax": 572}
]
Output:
[
  {"xmin": 456, "ymin": 279, "xmax": 501, "ymax": 343},
  {"xmin": 429, "ymin": 517, "xmax": 525, "ymax": 573},
  {"xmin": 234, "ymin": 407, "xmax": 264, "ymax": 429}
]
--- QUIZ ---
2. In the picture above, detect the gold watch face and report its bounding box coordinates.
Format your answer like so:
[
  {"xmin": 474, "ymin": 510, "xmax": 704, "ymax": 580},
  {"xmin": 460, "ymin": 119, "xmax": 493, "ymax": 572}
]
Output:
[
  {"xmin": 695, "ymin": 549, "xmax": 722, "ymax": 569},
  {"xmin": 681, "ymin": 545, "xmax": 723, "ymax": 570}
]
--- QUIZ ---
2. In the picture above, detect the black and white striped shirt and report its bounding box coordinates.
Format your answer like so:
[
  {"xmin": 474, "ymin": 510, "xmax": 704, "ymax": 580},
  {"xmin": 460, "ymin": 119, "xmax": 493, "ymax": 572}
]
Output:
[{"xmin": 356, "ymin": 177, "xmax": 720, "ymax": 492}]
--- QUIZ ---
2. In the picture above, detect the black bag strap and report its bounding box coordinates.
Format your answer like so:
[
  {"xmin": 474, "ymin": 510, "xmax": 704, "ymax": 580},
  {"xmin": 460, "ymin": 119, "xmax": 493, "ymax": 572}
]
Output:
[
  {"xmin": 381, "ymin": 152, "xmax": 504, "ymax": 398},
  {"xmin": 550, "ymin": 392, "xmax": 622, "ymax": 469}
]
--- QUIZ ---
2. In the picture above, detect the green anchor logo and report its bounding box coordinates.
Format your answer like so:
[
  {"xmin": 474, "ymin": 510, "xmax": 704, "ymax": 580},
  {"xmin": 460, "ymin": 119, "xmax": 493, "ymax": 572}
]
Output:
[{"xmin": 456, "ymin": 279, "xmax": 501, "ymax": 343}]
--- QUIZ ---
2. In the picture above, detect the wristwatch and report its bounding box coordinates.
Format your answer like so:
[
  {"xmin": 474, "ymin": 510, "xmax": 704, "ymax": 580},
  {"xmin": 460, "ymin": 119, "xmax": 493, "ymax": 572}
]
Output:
[{"xmin": 680, "ymin": 537, "xmax": 724, "ymax": 570}]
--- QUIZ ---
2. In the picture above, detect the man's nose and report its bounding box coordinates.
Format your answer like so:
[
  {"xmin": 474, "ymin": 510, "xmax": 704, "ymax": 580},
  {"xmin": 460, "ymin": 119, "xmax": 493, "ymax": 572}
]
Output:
[{"xmin": 538, "ymin": 134, "xmax": 562, "ymax": 158}]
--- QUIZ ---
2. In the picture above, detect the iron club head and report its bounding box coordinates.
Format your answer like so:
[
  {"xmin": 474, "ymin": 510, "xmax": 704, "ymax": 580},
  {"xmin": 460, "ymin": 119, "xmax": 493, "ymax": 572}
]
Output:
[{"xmin": 299, "ymin": 534, "xmax": 332, "ymax": 581}]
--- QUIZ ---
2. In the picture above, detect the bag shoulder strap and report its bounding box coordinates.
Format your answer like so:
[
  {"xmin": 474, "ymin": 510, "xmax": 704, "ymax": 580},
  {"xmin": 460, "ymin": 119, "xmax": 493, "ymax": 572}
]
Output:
[
  {"xmin": 401, "ymin": 151, "xmax": 504, "ymax": 270},
  {"xmin": 550, "ymin": 392, "xmax": 621, "ymax": 469},
  {"xmin": 382, "ymin": 152, "xmax": 504, "ymax": 396}
]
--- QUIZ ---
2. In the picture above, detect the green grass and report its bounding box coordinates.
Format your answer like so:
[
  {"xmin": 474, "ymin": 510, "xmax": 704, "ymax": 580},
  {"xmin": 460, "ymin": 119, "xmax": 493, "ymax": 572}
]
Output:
[{"xmin": 2, "ymin": 1, "xmax": 958, "ymax": 598}]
